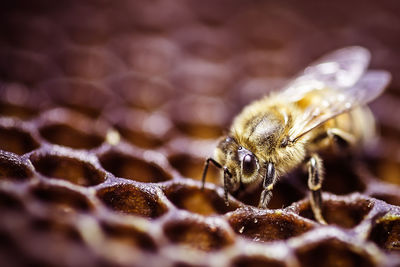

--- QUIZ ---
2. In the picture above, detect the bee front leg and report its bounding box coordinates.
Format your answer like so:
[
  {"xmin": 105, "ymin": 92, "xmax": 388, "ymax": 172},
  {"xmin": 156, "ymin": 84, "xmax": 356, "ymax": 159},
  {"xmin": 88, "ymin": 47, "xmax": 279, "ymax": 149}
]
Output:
[
  {"xmin": 307, "ymin": 154, "xmax": 327, "ymax": 224},
  {"xmin": 259, "ymin": 162, "xmax": 276, "ymax": 209}
]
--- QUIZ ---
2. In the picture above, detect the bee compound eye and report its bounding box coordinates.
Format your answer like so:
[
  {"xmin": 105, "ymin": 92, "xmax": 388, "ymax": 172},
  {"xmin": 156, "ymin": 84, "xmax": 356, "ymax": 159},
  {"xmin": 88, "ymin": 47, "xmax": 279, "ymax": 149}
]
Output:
[{"xmin": 242, "ymin": 154, "xmax": 257, "ymax": 177}]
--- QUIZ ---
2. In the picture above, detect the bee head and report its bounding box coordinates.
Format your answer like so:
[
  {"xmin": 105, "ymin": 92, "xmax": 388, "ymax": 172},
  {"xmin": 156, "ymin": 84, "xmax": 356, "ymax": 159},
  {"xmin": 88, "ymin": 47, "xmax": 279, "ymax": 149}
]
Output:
[{"xmin": 212, "ymin": 137, "xmax": 261, "ymax": 199}]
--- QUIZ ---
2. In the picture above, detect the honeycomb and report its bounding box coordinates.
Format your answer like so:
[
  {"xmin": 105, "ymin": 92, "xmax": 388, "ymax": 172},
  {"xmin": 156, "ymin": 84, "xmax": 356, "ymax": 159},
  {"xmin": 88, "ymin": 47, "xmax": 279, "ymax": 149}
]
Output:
[{"xmin": 1, "ymin": 0, "xmax": 400, "ymax": 266}]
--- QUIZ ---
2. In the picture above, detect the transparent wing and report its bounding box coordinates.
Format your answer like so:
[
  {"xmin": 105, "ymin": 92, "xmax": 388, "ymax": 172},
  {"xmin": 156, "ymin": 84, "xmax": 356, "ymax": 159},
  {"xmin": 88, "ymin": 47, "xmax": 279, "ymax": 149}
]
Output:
[
  {"xmin": 289, "ymin": 70, "xmax": 391, "ymax": 141},
  {"xmin": 282, "ymin": 46, "xmax": 371, "ymax": 102}
]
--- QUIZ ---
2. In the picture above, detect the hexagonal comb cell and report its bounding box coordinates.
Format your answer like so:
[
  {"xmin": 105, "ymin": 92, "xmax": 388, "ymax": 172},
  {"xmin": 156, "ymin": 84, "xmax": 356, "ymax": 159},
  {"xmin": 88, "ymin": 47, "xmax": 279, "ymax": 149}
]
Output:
[
  {"xmin": 0, "ymin": 101, "xmax": 39, "ymax": 120},
  {"xmin": 106, "ymin": 72, "xmax": 173, "ymax": 111},
  {"xmin": 101, "ymin": 222, "xmax": 158, "ymax": 252},
  {"xmin": 228, "ymin": 208, "xmax": 314, "ymax": 242},
  {"xmin": 369, "ymin": 215, "xmax": 400, "ymax": 252},
  {"xmin": 170, "ymin": 96, "xmax": 227, "ymax": 139},
  {"xmin": 168, "ymin": 154, "xmax": 221, "ymax": 185},
  {"xmin": 107, "ymin": 108, "xmax": 172, "ymax": 149},
  {"xmin": 30, "ymin": 152, "xmax": 105, "ymax": 186},
  {"xmin": 117, "ymin": 126, "xmax": 166, "ymax": 149},
  {"xmin": 30, "ymin": 184, "xmax": 92, "ymax": 213},
  {"xmin": 295, "ymin": 239, "xmax": 376, "ymax": 267},
  {"xmin": 55, "ymin": 46, "xmax": 124, "ymax": 80},
  {"xmin": 163, "ymin": 182, "xmax": 239, "ymax": 215},
  {"xmin": 30, "ymin": 217, "xmax": 83, "ymax": 243},
  {"xmin": 298, "ymin": 195, "xmax": 373, "ymax": 228},
  {"xmin": 0, "ymin": 49, "xmax": 56, "ymax": 85},
  {"xmin": 0, "ymin": 151, "xmax": 33, "ymax": 180},
  {"xmin": 318, "ymin": 158, "xmax": 366, "ymax": 195},
  {"xmin": 366, "ymin": 156, "xmax": 400, "ymax": 186},
  {"xmin": 99, "ymin": 151, "xmax": 172, "ymax": 183},
  {"xmin": 231, "ymin": 256, "xmax": 286, "ymax": 267},
  {"xmin": 0, "ymin": 126, "xmax": 39, "ymax": 155},
  {"xmin": 39, "ymin": 123, "xmax": 104, "ymax": 150},
  {"xmin": 236, "ymin": 178, "xmax": 305, "ymax": 210},
  {"xmin": 0, "ymin": 190, "xmax": 24, "ymax": 211},
  {"xmin": 96, "ymin": 183, "xmax": 167, "ymax": 218},
  {"xmin": 39, "ymin": 78, "xmax": 113, "ymax": 118},
  {"xmin": 163, "ymin": 217, "xmax": 234, "ymax": 251}
]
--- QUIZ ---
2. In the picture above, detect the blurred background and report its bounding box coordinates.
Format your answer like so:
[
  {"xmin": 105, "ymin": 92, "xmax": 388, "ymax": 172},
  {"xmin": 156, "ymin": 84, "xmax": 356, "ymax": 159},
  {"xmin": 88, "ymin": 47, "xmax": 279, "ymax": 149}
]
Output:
[
  {"xmin": 0, "ymin": 0, "xmax": 400, "ymax": 266},
  {"xmin": 0, "ymin": 0, "xmax": 399, "ymax": 158},
  {"xmin": 0, "ymin": 0, "xmax": 399, "ymax": 190}
]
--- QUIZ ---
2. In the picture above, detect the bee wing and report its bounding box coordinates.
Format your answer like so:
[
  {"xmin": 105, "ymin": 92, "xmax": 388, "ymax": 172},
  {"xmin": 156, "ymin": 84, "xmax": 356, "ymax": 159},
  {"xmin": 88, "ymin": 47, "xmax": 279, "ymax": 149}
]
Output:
[
  {"xmin": 289, "ymin": 70, "xmax": 391, "ymax": 141},
  {"xmin": 282, "ymin": 46, "xmax": 371, "ymax": 102}
]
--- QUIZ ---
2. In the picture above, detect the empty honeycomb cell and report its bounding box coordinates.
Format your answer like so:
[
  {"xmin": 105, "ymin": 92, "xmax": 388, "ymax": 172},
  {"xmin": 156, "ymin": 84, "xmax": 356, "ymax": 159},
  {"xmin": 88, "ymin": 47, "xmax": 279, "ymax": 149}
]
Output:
[
  {"xmin": 30, "ymin": 184, "xmax": 92, "ymax": 212},
  {"xmin": 30, "ymin": 217, "xmax": 83, "ymax": 243},
  {"xmin": 230, "ymin": 5, "xmax": 302, "ymax": 51},
  {"xmin": 0, "ymin": 49, "xmax": 58, "ymax": 85},
  {"xmin": 163, "ymin": 183, "xmax": 239, "ymax": 215},
  {"xmin": 231, "ymin": 256, "xmax": 286, "ymax": 267},
  {"xmin": 30, "ymin": 153, "xmax": 105, "ymax": 186},
  {"xmin": 0, "ymin": 14, "xmax": 66, "ymax": 53},
  {"xmin": 170, "ymin": 58, "xmax": 233, "ymax": 95},
  {"xmin": 168, "ymin": 154, "xmax": 220, "ymax": 185},
  {"xmin": 298, "ymin": 195, "xmax": 373, "ymax": 228},
  {"xmin": 0, "ymin": 101, "xmax": 39, "ymax": 120},
  {"xmin": 109, "ymin": 35, "xmax": 180, "ymax": 76},
  {"xmin": 170, "ymin": 96, "xmax": 229, "ymax": 139},
  {"xmin": 366, "ymin": 156, "xmax": 400, "ymax": 186},
  {"xmin": 238, "ymin": 50, "xmax": 293, "ymax": 78},
  {"xmin": 55, "ymin": 47, "xmax": 125, "ymax": 80},
  {"xmin": 117, "ymin": 126, "xmax": 166, "ymax": 149},
  {"xmin": 96, "ymin": 183, "xmax": 167, "ymax": 218},
  {"xmin": 106, "ymin": 72, "xmax": 173, "ymax": 111},
  {"xmin": 228, "ymin": 208, "xmax": 314, "ymax": 242},
  {"xmin": 173, "ymin": 24, "xmax": 237, "ymax": 62},
  {"xmin": 106, "ymin": 108, "xmax": 172, "ymax": 149},
  {"xmin": 39, "ymin": 123, "xmax": 104, "ymax": 150},
  {"xmin": 172, "ymin": 262, "xmax": 208, "ymax": 267},
  {"xmin": 236, "ymin": 178, "xmax": 305, "ymax": 210},
  {"xmin": 0, "ymin": 151, "xmax": 33, "ymax": 180},
  {"xmin": 62, "ymin": 7, "xmax": 112, "ymax": 45},
  {"xmin": 369, "ymin": 215, "xmax": 400, "ymax": 251},
  {"xmin": 39, "ymin": 78, "xmax": 114, "ymax": 118},
  {"xmin": 163, "ymin": 217, "xmax": 234, "ymax": 251},
  {"xmin": 99, "ymin": 151, "xmax": 172, "ymax": 183},
  {"xmin": 317, "ymin": 157, "xmax": 367, "ymax": 195},
  {"xmin": 101, "ymin": 222, "xmax": 158, "ymax": 252},
  {"xmin": 0, "ymin": 126, "xmax": 40, "ymax": 155},
  {"xmin": 0, "ymin": 190, "xmax": 24, "ymax": 211},
  {"xmin": 119, "ymin": 0, "xmax": 190, "ymax": 32},
  {"xmin": 175, "ymin": 123, "xmax": 224, "ymax": 140},
  {"xmin": 295, "ymin": 239, "xmax": 376, "ymax": 267}
]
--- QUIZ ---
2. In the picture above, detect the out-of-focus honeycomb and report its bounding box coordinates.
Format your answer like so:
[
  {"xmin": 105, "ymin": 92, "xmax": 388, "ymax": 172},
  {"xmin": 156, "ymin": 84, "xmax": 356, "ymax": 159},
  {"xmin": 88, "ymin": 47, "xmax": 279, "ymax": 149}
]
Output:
[{"xmin": 1, "ymin": 0, "xmax": 400, "ymax": 266}]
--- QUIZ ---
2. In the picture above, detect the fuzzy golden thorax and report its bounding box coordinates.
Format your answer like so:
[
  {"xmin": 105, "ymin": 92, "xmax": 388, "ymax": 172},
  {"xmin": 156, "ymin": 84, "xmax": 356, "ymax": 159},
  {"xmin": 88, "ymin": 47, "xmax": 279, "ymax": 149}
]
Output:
[{"xmin": 214, "ymin": 95, "xmax": 308, "ymax": 193}]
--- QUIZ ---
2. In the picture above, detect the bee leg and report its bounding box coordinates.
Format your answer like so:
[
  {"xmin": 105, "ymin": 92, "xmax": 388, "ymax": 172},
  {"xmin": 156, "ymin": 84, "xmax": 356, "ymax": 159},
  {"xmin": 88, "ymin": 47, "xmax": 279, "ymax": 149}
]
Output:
[
  {"xmin": 223, "ymin": 167, "xmax": 231, "ymax": 206},
  {"xmin": 327, "ymin": 128, "xmax": 356, "ymax": 149},
  {"xmin": 201, "ymin": 158, "xmax": 222, "ymax": 190},
  {"xmin": 307, "ymin": 154, "xmax": 327, "ymax": 225},
  {"xmin": 259, "ymin": 162, "xmax": 276, "ymax": 209}
]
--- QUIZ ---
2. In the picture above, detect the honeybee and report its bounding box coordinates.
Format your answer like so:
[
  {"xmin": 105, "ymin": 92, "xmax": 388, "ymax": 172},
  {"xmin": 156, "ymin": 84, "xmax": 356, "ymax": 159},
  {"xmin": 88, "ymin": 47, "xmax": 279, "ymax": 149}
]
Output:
[{"xmin": 201, "ymin": 46, "xmax": 391, "ymax": 224}]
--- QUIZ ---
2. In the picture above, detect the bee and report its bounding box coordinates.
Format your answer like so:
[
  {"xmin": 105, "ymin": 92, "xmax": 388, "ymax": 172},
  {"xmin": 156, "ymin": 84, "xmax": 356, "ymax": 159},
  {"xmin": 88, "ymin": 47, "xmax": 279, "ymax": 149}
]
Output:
[{"xmin": 201, "ymin": 46, "xmax": 391, "ymax": 224}]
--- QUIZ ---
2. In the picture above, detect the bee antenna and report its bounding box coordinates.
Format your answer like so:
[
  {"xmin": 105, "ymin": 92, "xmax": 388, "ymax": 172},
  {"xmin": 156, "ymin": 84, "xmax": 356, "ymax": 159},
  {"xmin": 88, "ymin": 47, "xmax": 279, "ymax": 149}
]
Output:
[
  {"xmin": 223, "ymin": 167, "xmax": 231, "ymax": 206},
  {"xmin": 201, "ymin": 158, "xmax": 222, "ymax": 190}
]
